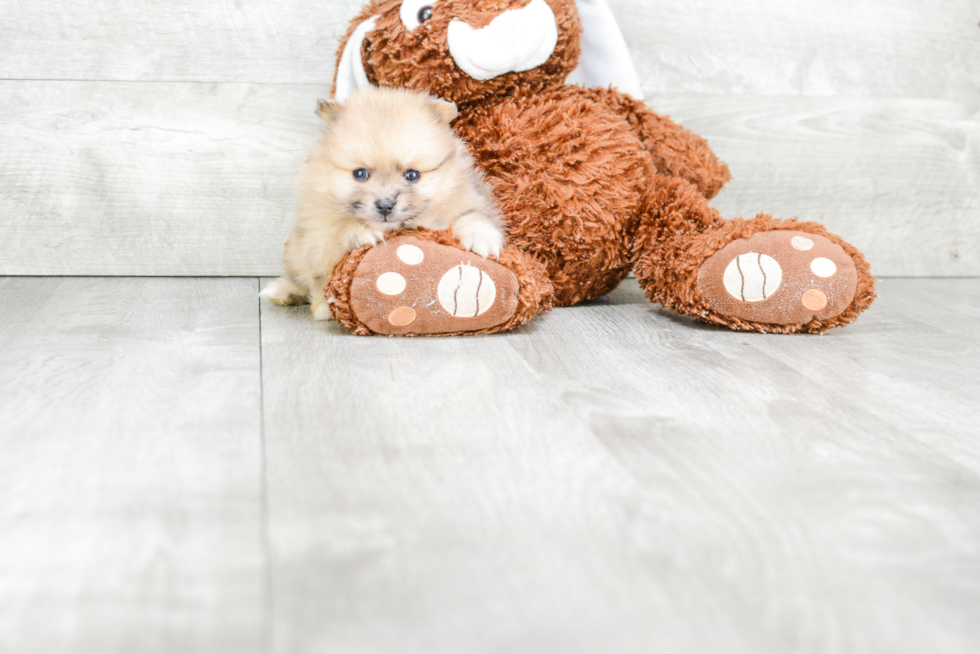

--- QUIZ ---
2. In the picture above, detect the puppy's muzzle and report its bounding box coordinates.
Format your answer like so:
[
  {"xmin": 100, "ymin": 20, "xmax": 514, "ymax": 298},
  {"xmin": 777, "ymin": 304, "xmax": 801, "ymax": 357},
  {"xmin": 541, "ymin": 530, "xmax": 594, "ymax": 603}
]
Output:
[{"xmin": 375, "ymin": 198, "xmax": 397, "ymax": 219}]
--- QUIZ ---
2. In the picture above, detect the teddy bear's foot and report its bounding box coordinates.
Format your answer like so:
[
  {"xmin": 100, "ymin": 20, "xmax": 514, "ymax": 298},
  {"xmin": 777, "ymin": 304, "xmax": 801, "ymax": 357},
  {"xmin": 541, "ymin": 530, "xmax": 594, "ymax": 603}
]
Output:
[
  {"xmin": 695, "ymin": 227, "xmax": 872, "ymax": 333},
  {"xmin": 325, "ymin": 230, "xmax": 554, "ymax": 336}
]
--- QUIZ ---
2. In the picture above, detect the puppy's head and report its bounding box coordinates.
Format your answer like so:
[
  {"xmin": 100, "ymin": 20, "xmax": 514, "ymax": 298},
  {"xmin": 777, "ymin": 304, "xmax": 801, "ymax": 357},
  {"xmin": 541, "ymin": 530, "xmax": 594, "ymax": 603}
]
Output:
[{"xmin": 311, "ymin": 86, "xmax": 461, "ymax": 232}]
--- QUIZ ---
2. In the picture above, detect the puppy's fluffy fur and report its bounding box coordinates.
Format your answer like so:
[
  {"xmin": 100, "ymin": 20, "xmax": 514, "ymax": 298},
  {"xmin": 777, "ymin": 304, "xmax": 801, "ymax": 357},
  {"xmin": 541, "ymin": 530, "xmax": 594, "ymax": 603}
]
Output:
[{"xmin": 261, "ymin": 85, "xmax": 505, "ymax": 319}]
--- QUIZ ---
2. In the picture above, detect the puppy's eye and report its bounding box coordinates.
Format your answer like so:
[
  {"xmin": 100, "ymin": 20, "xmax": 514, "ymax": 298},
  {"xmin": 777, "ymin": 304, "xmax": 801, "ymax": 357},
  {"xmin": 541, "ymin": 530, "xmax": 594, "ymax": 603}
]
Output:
[
  {"xmin": 404, "ymin": 170, "xmax": 421, "ymax": 183},
  {"xmin": 353, "ymin": 168, "xmax": 370, "ymax": 181},
  {"xmin": 400, "ymin": 0, "xmax": 438, "ymax": 31}
]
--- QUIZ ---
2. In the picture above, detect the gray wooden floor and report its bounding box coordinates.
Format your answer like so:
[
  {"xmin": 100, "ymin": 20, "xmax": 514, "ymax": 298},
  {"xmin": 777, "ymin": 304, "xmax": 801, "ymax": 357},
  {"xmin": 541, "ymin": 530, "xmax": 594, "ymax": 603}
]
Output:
[{"xmin": 1, "ymin": 276, "xmax": 978, "ymax": 654}]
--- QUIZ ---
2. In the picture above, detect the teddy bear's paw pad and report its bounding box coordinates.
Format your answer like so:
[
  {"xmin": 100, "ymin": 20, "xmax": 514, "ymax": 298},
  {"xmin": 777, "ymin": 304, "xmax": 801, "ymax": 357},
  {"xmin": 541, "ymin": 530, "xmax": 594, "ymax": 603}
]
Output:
[
  {"xmin": 697, "ymin": 231, "xmax": 858, "ymax": 326},
  {"xmin": 348, "ymin": 235, "xmax": 520, "ymax": 335}
]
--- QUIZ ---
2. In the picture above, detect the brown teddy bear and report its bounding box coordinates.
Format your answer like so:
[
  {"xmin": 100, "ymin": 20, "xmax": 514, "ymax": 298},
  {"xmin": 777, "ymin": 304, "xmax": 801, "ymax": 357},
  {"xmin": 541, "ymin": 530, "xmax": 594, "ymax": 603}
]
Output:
[{"xmin": 322, "ymin": 0, "xmax": 876, "ymax": 336}]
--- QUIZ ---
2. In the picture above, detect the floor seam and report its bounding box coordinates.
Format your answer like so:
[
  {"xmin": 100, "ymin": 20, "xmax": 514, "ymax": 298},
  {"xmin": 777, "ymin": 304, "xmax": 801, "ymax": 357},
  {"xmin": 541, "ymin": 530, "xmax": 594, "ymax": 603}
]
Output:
[{"xmin": 257, "ymin": 278, "xmax": 275, "ymax": 654}]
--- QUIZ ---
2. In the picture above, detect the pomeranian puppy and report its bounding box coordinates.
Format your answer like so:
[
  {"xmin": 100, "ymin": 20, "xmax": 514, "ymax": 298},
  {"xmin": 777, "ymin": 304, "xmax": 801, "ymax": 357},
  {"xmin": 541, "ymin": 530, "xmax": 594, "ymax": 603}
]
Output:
[{"xmin": 261, "ymin": 85, "xmax": 505, "ymax": 320}]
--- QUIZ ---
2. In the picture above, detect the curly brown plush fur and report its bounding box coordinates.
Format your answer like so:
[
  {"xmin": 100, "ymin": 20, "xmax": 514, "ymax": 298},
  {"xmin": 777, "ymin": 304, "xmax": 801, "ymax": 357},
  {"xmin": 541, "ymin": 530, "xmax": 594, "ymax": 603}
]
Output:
[
  {"xmin": 632, "ymin": 201, "xmax": 876, "ymax": 333},
  {"xmin": 328, "ymin": 0, "xmax": 875, "ymax": 334},
  {"xmin": 344, "ymin": 0, "xmax": 583, "ymax": 107}
]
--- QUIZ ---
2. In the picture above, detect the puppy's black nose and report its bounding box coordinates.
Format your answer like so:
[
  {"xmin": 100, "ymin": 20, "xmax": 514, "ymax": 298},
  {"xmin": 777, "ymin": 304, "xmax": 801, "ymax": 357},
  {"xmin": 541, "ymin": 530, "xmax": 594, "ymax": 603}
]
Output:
[{"xmin": 375, "ymin": 198, "xmax": 396, "ymax": 217}]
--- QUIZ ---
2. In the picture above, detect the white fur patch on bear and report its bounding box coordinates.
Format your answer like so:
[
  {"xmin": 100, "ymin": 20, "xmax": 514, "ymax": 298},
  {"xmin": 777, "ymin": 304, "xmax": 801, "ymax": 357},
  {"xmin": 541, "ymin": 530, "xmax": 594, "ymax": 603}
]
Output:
[
  {"xmin": 438, "ymin": 264, "xmax": 496, "ymax": 317},
  {"xmin": 723, "ymin": 253, "xmax": 782, "ymax": 302},
  {"xmin": 397, "ymin": 244, "xmax": 425, "ymax": 265},
  {"xmin": 791, "ymin": 236, "xmax": 815, "ymax": 251},
  {"xmin": 377, "ymin": 272, "xmax": 407, "ymax": 295},
  {"xmin": 811, "ymin": 258, "xmax": 837, "ymax": 278},
  {"xmin": 447, "ymin": 0, "xmax": 558, "ymax": 81}
]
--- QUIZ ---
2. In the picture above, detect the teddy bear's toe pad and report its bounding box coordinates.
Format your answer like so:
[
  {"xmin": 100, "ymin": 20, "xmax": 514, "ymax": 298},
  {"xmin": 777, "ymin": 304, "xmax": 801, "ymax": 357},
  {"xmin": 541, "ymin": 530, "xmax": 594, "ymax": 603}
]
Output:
[
  {"xmin": 347, "ymin": 235, "xmax": 521, "ymax": 335},
  {"xmin": 697, "ymin": 231, "xmax": 858, "ymax": 326}
]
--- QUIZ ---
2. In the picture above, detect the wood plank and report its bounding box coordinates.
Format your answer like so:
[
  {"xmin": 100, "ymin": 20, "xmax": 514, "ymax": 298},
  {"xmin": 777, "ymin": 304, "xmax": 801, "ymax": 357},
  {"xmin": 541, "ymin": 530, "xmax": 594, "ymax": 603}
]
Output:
[
  {"xmin": 0, "ymin": 80, "xmax": 322, "ymax": 276},
  {"xmin": 660, "ymin": 95, "xmax": 980, "ymax": 278},
  {"xmin": 260, "ymin": 277, "xmax": 980, "ymax": 654},
  {"xmin": 617, "ymin": 0, "xmax": 980, "ymax": 101},
  {"xmin": 0, "ymin": 277, "xmax": 267, "ymax": 654},
  {"xmin": 2, "ymin": 82, "xmax": 976, "ymax": 277},
  {"xmin": 3, "ymin": 0, "xmax": 978, "ymax": 105},
  {"xmin": 0, "ymin": 0, "xmax": 365, "ymax": 83}
]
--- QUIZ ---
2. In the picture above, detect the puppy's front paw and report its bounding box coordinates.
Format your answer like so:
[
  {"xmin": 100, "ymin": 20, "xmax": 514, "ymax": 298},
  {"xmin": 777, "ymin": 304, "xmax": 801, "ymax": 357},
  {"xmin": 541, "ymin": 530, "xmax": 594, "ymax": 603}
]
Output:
[
  {"xmin": 453, "ymin": 216, "xmax": 504, "ymax": 259},
  {"xmin": 311, "ymin": 298, "xmax": 335, "ymax": 322}
]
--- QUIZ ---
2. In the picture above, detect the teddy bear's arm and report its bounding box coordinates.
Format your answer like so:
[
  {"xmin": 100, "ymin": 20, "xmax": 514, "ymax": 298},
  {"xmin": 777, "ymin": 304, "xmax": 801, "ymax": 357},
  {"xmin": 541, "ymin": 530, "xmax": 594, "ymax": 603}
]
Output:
[{"xmin": 584, "ymin": 87, "xmax": 731, "ymax": 200}]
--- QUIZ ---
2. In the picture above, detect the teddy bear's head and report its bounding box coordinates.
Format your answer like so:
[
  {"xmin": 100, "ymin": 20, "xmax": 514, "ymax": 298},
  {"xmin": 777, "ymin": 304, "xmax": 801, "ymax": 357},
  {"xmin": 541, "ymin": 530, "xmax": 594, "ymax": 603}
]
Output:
[{"xmin": 334, "ymin": 0, "xmax": 584, "ymax": 106}]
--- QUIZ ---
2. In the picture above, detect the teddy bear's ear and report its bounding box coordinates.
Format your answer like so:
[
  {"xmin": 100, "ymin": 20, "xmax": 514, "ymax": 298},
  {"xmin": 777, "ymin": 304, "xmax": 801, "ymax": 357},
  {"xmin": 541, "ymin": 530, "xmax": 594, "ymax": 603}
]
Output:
[
  {"xmin": 566, "ymin": 0, "xmax": 644, "ymax": 100},
  {"xmin": 316, "ymin": 99, "xmax": 343, "ymax": 123},
  {"xmin": 429, "ymin": 98, "xmax": 459, "ymax": 124},
  {"xmin": 334, "ymin": 16, "xmax": 378, "ymax": 103}
]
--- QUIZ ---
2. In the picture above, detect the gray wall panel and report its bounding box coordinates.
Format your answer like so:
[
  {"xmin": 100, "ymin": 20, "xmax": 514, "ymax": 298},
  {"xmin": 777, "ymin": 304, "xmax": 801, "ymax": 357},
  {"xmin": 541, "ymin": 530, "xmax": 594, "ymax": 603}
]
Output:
[{"xmin": 1, "ymin": 1, "xmax": 976, "ymax": 276}]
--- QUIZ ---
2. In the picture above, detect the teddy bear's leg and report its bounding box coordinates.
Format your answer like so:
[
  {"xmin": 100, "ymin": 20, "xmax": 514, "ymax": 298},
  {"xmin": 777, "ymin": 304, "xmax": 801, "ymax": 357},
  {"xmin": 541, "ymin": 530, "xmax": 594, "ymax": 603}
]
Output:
[
  {"xmin": 632, "ymin": 175, "xmax": 876, "ymax": 334},
  {"xmin": 586, "ymin": 88, "xmax": 732, "ymax": 200},
  {"xmin": 324, "ymin": 230, "xmax": 554, "ymax": 337}
]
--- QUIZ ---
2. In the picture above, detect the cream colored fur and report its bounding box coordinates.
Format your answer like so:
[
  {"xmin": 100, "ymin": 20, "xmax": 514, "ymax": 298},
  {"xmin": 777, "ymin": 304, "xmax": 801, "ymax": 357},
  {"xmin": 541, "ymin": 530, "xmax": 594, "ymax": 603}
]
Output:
[{"xmin": 261, "ymin": 85, "xmax": 504, "ymax": 320}]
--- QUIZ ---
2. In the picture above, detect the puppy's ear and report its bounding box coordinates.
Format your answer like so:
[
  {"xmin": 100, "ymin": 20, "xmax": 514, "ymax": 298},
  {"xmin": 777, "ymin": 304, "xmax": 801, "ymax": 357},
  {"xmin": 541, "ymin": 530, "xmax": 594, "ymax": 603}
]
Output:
[
  {"xmin": 429, "ymin": 98, "xmax": 459, "ymax": 124},
  {"xmin": 316, "ymin": 99, "xmax": 343, "ymax": 123}
]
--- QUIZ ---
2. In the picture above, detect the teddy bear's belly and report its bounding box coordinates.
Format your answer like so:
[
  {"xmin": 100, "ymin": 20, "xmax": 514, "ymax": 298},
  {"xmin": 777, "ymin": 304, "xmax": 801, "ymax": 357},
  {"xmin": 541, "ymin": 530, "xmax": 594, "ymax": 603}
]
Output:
[{"xmin": 455, "ymin": 90, "xmax": 653, "ymax": 307}]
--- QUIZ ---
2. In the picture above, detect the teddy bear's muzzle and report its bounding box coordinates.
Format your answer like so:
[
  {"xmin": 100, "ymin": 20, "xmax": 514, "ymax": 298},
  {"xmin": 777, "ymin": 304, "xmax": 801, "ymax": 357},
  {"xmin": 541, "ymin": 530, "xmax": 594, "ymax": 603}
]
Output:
[{"xmin": 447, "ymin": 0, "xmax": 558, "ymax": 81}]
